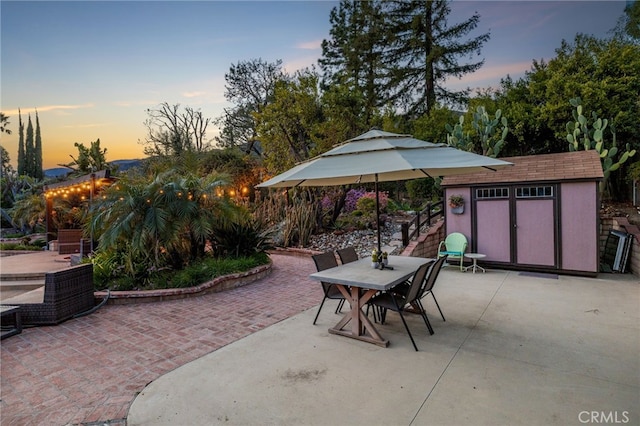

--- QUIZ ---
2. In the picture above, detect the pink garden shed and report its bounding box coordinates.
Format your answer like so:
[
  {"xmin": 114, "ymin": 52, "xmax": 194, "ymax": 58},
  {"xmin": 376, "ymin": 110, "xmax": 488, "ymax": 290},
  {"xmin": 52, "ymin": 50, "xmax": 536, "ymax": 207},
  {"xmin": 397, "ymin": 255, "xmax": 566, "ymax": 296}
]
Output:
[{"xmin": 441, "ymin": 151, "xmax": 603, "ymax": 276}]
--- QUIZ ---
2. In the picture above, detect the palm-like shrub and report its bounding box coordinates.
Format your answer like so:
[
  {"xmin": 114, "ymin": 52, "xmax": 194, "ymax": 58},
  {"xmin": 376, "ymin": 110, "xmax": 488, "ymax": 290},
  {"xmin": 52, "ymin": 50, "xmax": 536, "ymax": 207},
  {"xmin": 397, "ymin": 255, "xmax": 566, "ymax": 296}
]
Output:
[
  {"xmin": 9, "ymin": 193, "xmax": 46, "ymax": 233},
  {"xmin": 90, "ymin": 167, "xmax": 243, "ymax": 277}
]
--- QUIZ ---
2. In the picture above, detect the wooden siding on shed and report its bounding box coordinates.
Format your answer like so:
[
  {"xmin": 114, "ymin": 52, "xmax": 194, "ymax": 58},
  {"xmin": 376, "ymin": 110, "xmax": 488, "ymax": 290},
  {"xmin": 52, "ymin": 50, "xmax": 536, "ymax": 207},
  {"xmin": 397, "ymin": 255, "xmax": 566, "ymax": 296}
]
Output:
[{"xmin": 561, "ymin": 181, "xmax": 600, "ymax": 272}]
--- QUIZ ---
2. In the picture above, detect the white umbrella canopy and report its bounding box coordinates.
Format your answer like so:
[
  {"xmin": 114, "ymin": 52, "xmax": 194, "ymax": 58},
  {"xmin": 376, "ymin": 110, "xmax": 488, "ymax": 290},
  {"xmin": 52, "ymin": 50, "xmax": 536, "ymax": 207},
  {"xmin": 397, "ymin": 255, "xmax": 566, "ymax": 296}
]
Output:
[
  {"xmin": 257, "ymin": 129, "xmax": 513, "ymax": 252},
  {"xmin": 257, "ymin": 129, "xmax": 513, "ymax": 188}
]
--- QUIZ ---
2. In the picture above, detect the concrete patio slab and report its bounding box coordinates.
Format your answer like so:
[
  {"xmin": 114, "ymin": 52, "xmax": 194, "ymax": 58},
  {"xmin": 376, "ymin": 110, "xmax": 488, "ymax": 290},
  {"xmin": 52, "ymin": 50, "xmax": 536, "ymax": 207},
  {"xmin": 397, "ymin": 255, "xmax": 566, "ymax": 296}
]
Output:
[
  {"xmin": 127, "ymin": 268, "xmax": 639, "ymax": 426},
  {"xmin": 416, "ymin": 349, "xmax": 638, "ymax": 426}
]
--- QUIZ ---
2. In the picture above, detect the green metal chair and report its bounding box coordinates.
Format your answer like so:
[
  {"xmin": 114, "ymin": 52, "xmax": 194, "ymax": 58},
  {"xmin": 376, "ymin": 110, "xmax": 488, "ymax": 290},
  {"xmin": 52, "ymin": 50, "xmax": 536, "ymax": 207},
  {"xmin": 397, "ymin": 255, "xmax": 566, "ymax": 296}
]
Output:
[{"xmin": 438, "ymin": 232, "xmax": 468, "ymax": 271}]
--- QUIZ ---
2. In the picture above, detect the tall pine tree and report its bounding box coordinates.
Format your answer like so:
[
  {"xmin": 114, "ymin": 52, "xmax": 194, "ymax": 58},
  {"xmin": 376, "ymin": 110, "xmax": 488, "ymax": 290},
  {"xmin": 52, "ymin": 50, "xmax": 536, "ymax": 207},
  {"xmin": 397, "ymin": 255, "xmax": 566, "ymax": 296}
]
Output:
[
  {"xmin": 34, "ymin": 110, "xmax": 43, "ymax": 179},
  {"xmin": 319, "ymin": 0, "xmax": 490, "ymax": 120},
  {"xmin": 17, "ymin": 109, "xmax": 25, "ymax": 176},
  {"xmin": 319, "ymin": 0, "xmax": 387, "ymax": 125},
  {"xmin": 382, "ymin": 0, "xmax": 490, "ymax": 116}
]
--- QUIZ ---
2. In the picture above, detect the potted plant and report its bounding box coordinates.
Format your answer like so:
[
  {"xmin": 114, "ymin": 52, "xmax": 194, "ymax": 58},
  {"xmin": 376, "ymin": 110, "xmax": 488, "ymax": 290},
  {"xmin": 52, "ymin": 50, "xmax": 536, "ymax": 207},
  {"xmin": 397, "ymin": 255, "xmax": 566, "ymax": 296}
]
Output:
[
  {"xmin": 448, "ymin": 194, "xmax": 465, "ymax": 214},
  {"xmin": 371, "ymin": 249, "xmax": 379, "ymax": 268}
]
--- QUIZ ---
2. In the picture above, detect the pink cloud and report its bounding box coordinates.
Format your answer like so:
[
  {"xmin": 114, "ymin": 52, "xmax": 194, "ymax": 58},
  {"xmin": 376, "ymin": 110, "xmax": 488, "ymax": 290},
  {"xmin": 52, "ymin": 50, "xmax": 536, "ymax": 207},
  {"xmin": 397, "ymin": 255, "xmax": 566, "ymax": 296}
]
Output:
[
  {"xmin": 283, "ymin": 55, "xmax": 319, "ymax": 74},
  {"xmin": 182, "ymin": 91, "xmax": 207, "ymax": 98},
  {"xmin": 3, "ymin": 104, "xmax": 94, "ymax": 116},
  {"xmin": 296, "ymin": 39, "xmax": 322, "ymax": 50},
  {"xmin": 455, "ymin": 61, "xmax": 533, "ymax": 84}
]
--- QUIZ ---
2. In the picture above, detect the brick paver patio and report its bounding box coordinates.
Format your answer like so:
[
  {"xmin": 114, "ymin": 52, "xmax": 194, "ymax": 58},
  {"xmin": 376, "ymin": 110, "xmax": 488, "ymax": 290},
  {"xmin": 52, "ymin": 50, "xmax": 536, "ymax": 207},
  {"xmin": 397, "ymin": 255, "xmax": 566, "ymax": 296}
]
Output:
[{"xmin": 1, "ymin": 253, "xmax": 322, "ymax": 425}]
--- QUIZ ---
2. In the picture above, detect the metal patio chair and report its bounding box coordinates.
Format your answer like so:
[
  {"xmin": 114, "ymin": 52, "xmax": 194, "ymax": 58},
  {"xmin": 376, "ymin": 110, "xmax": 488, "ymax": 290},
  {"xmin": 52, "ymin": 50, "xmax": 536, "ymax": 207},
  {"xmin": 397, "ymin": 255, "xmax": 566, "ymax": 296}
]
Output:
[
  {"xmin": 336, "ymin": 247, "xmax": 359, "ymax": 264},
  {"xmin": 311, "ymin": 252, "xmax": 345, "ymax": 325},
  {"xmin": 438, "ymin": 232, "xmax": 468, "ymax": 271},
  {"xmin": 368, "ymin": 261, "xmax": 433, "ymax": 351}
]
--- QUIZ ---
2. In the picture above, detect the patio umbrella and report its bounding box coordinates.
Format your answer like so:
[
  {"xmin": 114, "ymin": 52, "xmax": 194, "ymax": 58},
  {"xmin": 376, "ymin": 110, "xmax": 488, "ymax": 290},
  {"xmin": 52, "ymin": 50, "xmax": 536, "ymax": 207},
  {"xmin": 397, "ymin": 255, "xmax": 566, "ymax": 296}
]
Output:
[{"xmin": 257, "ymin": 129, "xmax": 513, "ymax": 252}]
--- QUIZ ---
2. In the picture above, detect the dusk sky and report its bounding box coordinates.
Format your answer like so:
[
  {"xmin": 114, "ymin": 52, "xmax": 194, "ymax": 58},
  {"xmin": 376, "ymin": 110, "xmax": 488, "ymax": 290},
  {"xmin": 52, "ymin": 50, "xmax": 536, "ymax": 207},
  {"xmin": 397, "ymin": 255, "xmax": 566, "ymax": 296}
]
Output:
[{"xmin": 0, "ymin": 1, "xmax": 628, "ymax": 169}]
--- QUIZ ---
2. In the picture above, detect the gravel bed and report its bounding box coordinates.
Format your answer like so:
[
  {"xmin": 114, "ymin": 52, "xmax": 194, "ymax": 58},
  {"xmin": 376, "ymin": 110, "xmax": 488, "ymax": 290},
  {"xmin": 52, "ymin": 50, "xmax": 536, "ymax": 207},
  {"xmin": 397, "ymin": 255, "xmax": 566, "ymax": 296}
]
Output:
[{"xmin": 306, "ymin": 222, "xmax": 403, "ymax": 257}]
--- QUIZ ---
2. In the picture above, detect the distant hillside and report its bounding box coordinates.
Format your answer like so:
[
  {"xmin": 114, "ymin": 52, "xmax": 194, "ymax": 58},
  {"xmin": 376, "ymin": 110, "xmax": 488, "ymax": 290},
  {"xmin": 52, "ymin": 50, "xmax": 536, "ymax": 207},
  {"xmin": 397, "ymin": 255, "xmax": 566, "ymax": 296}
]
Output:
[
  {"xmin": 44, "ymin": 168, "xmax": 71, "ymax": 178},
  {"xmin": 44, "ymin": 159, "xmax": 144, "ymax": 178},
  {"xmin": 111, "ymin": 159, "xmax": 143, "ymax": 171}
]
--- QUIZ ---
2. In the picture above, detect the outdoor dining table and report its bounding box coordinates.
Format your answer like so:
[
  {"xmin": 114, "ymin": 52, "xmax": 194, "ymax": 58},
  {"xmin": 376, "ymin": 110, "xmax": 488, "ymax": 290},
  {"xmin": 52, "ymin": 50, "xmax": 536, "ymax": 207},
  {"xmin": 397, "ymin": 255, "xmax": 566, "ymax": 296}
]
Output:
[{"xmin": 309, "ymin": 255, "xmax": 431, "ymax": 347}]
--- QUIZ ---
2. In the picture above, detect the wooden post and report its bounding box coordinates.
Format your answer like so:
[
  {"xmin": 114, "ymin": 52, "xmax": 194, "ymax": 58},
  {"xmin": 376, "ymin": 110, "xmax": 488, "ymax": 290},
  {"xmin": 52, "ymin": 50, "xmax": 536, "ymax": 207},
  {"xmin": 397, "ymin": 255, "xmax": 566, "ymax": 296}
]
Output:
[
  {"xmin": 401, "ymin": 223, "xmax": 409, "ymax": 246},
  {"xmin": 45, "ymin": 196, "xmax": 54, "ymax": 243}
]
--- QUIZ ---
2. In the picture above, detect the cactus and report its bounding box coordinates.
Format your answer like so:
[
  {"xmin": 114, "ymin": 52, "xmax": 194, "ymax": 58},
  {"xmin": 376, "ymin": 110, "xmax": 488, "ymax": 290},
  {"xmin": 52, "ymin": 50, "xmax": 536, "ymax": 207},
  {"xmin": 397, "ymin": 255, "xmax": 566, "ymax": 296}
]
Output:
[
  {"xmin": 446, "ymin": 106, "xmax": 508, "ymax": 158},
  {"xmin": 566, "ymin": 97, "xmax": 636, "ymax": 195},
  {"xmin": 445, "ymin": 116, "xmax": 473, "ymax": 152},
  {"xmin": 472, "ymin": 106, "xmax": 508, "ymax": 158}
]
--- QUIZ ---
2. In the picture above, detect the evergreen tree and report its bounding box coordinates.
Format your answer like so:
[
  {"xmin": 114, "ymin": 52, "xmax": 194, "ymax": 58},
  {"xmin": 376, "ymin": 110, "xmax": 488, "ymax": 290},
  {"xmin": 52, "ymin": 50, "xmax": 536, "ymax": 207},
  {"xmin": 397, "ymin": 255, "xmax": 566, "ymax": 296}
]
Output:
[
  {"xmin": 25, "ymin": 115, "xmax": 35, "ymax": 178},
  {"xmin": 381, "ymin": 0, "xmax": 490, "ymax": 116},
  {"xmin": 614, "ymin": 0, "xmax": 640, "ymax": 41},
  {"xmin": 34, "ymin": 110, "xmax": 43, "ymax": 179},
  {"xmin": 0, "ymin": 145, "xmax": 11, "ymax": 177},
  {"xmin": 319, "ymin": 0, "xmax": 386, "ymax": 125},
  {"xmin": 17, "ymin": 110, "xmax": 25, "ymax": 176},
  {"xmin": 319, "ymin": 0, "xmax": 489, "ymax": 120}
]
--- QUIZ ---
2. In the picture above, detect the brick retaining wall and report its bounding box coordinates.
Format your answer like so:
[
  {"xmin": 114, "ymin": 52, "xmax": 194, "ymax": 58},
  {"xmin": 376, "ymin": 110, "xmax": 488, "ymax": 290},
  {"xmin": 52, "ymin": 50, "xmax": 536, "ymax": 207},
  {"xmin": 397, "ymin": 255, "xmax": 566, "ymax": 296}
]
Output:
[
  {"xmin": 401, "ymin": 220, "xmax": 445, "ymax": 258},
  {"xmin": 94, "ymin": 261, "xmax": 273, "ymax": 304}
]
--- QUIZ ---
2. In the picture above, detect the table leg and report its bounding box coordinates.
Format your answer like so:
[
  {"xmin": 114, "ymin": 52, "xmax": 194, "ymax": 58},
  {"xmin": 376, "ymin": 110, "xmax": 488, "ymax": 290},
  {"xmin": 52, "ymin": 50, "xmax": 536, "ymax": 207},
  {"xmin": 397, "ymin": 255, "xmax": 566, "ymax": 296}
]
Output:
[
  {"xmin": 464, "ymin": 258, "xmax": 486, "ymax": 273},
  {"xmin": 328, "ymin": 285, "xmax": 389, "ymax": 347},
  {"xmin": 471, "ymin": 259, "xmax": 485, "ymax": 273}
]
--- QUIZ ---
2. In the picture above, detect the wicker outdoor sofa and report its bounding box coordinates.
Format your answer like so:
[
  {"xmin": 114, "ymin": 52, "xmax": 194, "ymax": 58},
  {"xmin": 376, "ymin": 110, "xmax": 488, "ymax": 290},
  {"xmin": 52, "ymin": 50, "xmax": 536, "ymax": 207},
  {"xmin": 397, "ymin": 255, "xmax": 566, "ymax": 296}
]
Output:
[{"xmin": 7, "ymin": 263, "xmax": 96, "ymax": 325}]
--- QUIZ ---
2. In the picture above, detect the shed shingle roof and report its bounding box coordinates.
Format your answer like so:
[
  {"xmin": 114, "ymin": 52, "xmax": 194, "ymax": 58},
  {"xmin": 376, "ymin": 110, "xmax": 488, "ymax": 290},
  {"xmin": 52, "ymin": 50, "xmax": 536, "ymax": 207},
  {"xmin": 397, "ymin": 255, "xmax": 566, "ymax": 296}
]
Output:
[{"xmin": 441, "ymin": 150, "xmax": 603, "ymax": 187}]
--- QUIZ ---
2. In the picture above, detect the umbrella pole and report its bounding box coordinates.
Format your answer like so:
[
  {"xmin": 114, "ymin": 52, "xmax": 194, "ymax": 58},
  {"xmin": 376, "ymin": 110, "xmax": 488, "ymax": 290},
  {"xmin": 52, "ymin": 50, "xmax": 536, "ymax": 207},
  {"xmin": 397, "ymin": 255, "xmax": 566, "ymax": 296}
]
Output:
[{"xmin": 375, "ymin": 173, "xmax": 381, "ymax": 254}]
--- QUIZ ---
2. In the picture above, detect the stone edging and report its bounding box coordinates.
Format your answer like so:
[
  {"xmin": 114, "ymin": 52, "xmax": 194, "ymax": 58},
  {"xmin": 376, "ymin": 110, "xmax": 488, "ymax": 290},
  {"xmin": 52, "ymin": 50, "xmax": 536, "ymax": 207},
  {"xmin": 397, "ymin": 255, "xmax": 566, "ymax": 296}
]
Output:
[
  {"xmin": 95, "ymin": 259, "xmax": 273, "ymax": 305},
  {"xmin": 268, "ymin": 247, "xmax": 321, "ymax": 256}
]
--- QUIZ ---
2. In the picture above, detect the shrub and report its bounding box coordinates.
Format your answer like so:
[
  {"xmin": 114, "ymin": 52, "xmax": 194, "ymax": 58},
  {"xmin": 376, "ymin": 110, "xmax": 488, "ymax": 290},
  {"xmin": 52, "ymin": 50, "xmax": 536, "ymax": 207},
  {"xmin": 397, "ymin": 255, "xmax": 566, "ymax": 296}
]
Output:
[
  {"xmin": 283, "ymin": 198, "xmax": 317, "ymax": 247},
  {"xmin": 387, "ymin": 198, "xmax": 411, "ymax": 212},
  {"xmin": 0, "ymin": 243, "xmax": 42, "ymax": 251},
  {"xmin": 210, "ymin": 220, "xmax": 274, "ymax": 258},
  {"xmin": 155, "ymin": 254, "xmax": 270, "ymax": 289},
  {"xmin": 356, "ymin": 196, "xmax": 376, "ymax": 214},
  {"xmin": 344, "ymin": 188, "xmax": 366, "ymax": 212},
  {"xmin": 92, "ymin": 244, "xmax": 159, "ymax": 290},
  {"xmin": 406, "ymin": 178, "xmax": 436, "ymax": 205},
  {"xmin": 357, "ymin": 191, "xmax": 389, "ymax": 212},
  {"xmin": 93, "ymin": 252, "xmax": 270, "ymax": 291},
  {"xmin": 320, "ymin": 194, "xmax": 334, "ymax": 211}
]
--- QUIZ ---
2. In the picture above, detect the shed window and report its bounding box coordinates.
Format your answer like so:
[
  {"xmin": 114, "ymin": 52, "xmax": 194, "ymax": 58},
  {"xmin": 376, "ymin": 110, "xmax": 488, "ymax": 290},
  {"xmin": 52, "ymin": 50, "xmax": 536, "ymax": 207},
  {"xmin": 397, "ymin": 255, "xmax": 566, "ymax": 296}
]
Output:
[
  {"xmin": 516, "ymin": 186, "xmax": 553, "ymax": 198},
  {"xmin": 476, "ymin": 187, "xmax": 509, "ymax": 199}
]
